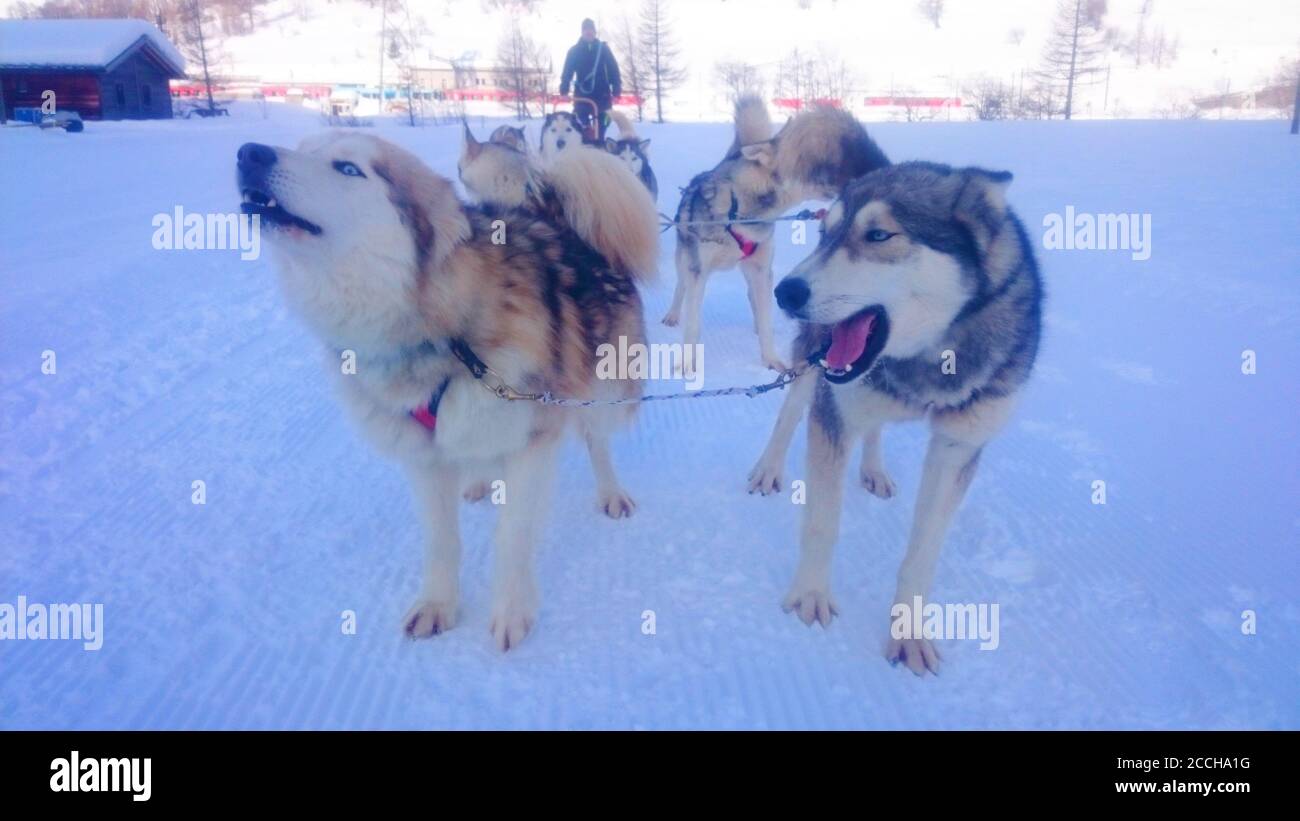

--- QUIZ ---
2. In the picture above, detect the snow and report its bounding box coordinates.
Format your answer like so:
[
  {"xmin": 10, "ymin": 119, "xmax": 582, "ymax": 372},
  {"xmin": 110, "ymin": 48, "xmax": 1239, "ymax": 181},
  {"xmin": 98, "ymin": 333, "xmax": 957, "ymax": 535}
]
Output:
[
  {"xmin": 1, "ymin": 105, "xmax": 1297, "ymax": 729},
  {"xmin": 0, "ymin": 18, "xmax": 185, "ymax": 73}
]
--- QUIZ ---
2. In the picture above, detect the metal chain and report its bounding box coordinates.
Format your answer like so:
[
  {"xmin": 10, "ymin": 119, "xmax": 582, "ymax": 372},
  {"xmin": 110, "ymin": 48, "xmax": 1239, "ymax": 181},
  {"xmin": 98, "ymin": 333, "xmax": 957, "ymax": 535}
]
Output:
[
  {"xmin": 658, "ymin": 208, "xmax": 826, "ymax": 233},
  {"xmin": 463, "ymin": 355, "xmax": 820, "ymax": 407}
]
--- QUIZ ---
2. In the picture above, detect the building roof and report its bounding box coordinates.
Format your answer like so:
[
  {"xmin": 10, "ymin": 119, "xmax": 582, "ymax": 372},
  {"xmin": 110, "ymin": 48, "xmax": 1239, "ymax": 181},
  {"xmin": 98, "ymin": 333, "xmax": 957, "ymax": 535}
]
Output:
[{"xmin": 0, "ymin": 18, "xmax": 186, "ymax": 76}]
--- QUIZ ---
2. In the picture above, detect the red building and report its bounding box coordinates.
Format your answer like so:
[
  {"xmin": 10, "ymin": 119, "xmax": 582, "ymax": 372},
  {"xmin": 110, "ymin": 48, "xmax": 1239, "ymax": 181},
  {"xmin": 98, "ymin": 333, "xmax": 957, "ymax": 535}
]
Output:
[{"xmin": 0, "ymin": 19, "xmax": 186, "ymax": 121}]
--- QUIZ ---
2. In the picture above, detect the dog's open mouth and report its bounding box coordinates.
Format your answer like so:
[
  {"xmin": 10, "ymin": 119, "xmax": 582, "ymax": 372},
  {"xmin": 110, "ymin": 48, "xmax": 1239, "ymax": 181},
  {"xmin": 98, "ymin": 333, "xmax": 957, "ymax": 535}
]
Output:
[
  {"xmin": 240, "ymin": 189, "xmax": 321, "ymax": 235},
  {"xmin": 819, "ymin": 306, "xmax": 889, "ymax": 383}
]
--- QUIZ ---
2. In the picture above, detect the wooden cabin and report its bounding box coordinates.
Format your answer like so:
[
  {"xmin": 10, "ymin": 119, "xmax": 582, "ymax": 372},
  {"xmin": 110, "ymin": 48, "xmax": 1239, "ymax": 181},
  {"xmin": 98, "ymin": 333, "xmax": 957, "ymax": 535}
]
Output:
[{"xmin": 0, "ymin": 19, "xmax": 186, "ymax": 121}]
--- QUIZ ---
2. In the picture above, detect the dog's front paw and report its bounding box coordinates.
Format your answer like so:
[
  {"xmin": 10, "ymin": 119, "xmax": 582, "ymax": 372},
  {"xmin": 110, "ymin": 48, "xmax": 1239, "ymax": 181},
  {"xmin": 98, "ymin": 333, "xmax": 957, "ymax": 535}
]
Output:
[
  {"xmin": 746, "ymin": 459, "xmax": 783, "ymax": 495},
  {"xmin": 661, "ymin": 310, "xmax": 680, "ymax": 327},
  {"xmin": 859, "ymin": 467, "xmax": 896, "ymax": 499},
  {"xmin": 782, "ymin": 584, "xmax": 838, "ymax": 627},
  {"xmin": 403, "ymin": 598, "xmax": 458, "ymax": 638},
  {"xmin": 489, "ymin": 594, "xmax": 537, "ymax": 652},
  {"xmin": 598, "ymin": 487, "xmax": 636, "ymax": 519},
  {"xmin": 885, "ymin": 636, "xmax": 943, "ymax": 677}
]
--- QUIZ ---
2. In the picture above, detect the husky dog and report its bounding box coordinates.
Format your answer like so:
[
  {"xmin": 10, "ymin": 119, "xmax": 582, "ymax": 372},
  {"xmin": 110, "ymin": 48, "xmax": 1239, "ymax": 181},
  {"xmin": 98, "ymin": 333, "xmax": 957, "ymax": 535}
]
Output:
[
  {"xmin": 236, "ymin": 133, "xmax": 658, "ymax": 650},
  {"xmin": 539, "ymin": 110, "xmax": 590, "ymax": 156},
  {"xmin": 666, "ymin": 98, "xmax": 889, "ymax": 372},
  {"xmin": 459, "ymin": 123, "xmax": 541, "ymax": 209},
  {"xmin": 605, "ymin": 110, "xmax": 657, "ymax": 200},
  {"xmin": 758, "ymin": 161, "xmax": 1042, "ymax": 675},
  {"xmin": 488, "ymin": 124, "xmax": 528, "ymax": 153},
  {"xmin": 457, "ymin": 123, "xmax": 658, "ymax": 519}
]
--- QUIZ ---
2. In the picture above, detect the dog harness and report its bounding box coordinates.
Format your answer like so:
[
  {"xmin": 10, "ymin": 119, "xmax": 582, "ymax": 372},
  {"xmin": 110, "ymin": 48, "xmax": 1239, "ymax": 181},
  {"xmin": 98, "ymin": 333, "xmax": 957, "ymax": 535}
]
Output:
[
  {"xmin": 408, "ymin": 339, "xmax": 491, "ymax": 432},
  {"xmin": 726, "ymin": 191, "xmax": 759, "ymax": 259},
  {"xmin": 410, "ymin": 377, "xmax": 451, "ymax": 431},
  {"xmin": 726, "ymin": 225, "xmax": 759, "ymax": 259}
]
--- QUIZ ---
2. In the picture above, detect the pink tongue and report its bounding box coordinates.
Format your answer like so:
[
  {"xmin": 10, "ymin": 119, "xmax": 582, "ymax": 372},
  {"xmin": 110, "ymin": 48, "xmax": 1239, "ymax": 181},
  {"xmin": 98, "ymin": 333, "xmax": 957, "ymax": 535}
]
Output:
[{"xmin": 825, "ymin": 312, "xmax": 875, "ymax": 371}]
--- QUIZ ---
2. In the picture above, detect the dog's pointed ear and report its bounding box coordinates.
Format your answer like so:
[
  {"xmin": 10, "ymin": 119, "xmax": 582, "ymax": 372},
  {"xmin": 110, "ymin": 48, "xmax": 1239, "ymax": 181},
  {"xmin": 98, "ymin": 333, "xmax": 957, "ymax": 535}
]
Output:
[
  {"xmin": 954, "ymin": 168, "xmax": 1013, "ymax": 255},
  {"xmin": 605, "ymin": 137, "xmax": 619, "ymax": 153},
  {"xmin": 638, "ymin": 139, "xmax": 651, "ymax": 153},
  {"xmin": 462, "ymin": 123, "xmax": 483, "ymax": 160},
  {"xmin": 740, "ymin": 140, "xmax": 775, "ymax": 168}
]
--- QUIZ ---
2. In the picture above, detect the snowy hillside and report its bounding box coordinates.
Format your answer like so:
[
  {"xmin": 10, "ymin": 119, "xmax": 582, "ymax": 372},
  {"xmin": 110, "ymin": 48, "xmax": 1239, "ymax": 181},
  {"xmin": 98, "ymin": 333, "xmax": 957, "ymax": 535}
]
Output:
[
  {"xmin": 0, "ymin": 108, "xmax": 1297, "ymax": 728},
  {"xmin": 5, "ymin": 0, "xmax": 1291, "ymax": 119},
  {"xmin": 214, "ymin": 0, "xmax": 1298, "ymax": 120}
]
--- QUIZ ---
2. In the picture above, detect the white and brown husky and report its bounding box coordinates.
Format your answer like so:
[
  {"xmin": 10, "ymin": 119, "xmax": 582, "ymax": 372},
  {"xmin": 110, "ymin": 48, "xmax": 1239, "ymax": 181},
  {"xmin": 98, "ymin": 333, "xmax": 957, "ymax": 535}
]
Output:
[{"xmin": 236, "ymin": 133, "xmax": 657, "ymax": 651}]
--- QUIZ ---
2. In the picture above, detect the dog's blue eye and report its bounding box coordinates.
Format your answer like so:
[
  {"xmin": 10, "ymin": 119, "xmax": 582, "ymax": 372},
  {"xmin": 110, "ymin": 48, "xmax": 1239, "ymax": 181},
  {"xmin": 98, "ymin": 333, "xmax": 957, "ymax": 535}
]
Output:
[
  {"xmin": 333, "ymin": 161, "xmax": 366, "ymax": 178},
  {"xmin": 865, "ymin": 229, "xmax": 895, "ymax": 243}
]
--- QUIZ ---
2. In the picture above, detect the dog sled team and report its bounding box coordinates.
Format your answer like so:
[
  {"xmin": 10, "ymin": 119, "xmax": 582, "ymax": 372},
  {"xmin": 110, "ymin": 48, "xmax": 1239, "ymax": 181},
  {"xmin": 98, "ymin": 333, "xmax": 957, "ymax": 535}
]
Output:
[{"xmin": 237, "ymin": 20, "xmax": 1042, "ymax": 674}]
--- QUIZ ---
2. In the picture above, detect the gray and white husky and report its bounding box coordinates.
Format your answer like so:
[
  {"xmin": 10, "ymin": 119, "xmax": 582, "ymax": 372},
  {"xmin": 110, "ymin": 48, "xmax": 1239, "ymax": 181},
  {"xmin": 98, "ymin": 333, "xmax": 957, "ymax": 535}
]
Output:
[
  {"xmin": 605, "ymin": 110, "xmax": 657, "ymax": 200},
  {"xmin": 754, "ymin": 161, "xmax": 1043, "ymax": 676}
]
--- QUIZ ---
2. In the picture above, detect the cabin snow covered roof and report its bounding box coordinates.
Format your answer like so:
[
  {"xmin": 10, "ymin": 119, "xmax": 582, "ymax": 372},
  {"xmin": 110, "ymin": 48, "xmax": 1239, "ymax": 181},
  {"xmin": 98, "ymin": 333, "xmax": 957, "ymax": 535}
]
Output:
[{"xmin": 0, "ymin": 18, "xmax": 186, "ymax": 76}]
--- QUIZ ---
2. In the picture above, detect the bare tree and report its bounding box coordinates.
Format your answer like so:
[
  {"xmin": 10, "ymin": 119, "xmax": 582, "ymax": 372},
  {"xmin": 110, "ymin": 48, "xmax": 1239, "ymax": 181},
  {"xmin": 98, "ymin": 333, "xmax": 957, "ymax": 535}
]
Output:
[
  {"xmin": 810, "ymin": 49, "xmax": 855, "ymax": 105},
  {"xmin": 775, "ymin": 48, "xmax": 816, "ymax": 106},
  {"xmin": 773, "ymin": 48, "xmax": 853, "ymax": 108},
  {"xmin": 964, "ymin": 75, "xmax": 1013, "ymax": 120},
  {"xmin": 1130, "ymin": 0, "xmax": 1152, "ymax": 66},
  {"xmin": 638, "ymin": 0, "xmax": 688, "ymax": 123},
  {"xmin": 1118, "ymin": 1, "xmax": 1179, "ymax": 69},
  {"xmin": 714, "ymin": 60, "xmax": 764, "ymax": 105},
  {"xmin": 613, "ymin": 13, "xmax": 650, "ymax": 121},
  {"xmin": 176, "ymin": 0, "xmax": 223, "ymax": 113},
  {"xmin": 916, "ymin": 0, "xmax": 944, "ymax": 29},
  {"xmin": 496, "ymin": 15, "xmax": 547, "ymax": 119},
  {"xmin": 389, "ymin": 0, "xmax": 430, "ymax": 125},
  {"xmin": 1036, "ymin": 0, "xmax": 1108, "ymax": 119}
]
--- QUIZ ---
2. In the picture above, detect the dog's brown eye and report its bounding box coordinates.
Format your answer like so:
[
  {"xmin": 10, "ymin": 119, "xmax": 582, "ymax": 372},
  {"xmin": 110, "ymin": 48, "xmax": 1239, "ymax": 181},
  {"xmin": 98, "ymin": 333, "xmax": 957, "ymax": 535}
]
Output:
[{"xmin": 865, "ymin": 228, "xmax": 895, "ymax": 243}]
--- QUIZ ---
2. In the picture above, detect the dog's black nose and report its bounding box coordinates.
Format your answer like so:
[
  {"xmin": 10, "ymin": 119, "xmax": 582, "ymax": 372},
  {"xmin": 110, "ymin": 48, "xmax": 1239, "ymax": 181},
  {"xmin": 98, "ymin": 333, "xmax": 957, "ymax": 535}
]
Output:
[
  {"xmin": 555, "ymin": 138, "xmax": 566, "ymax": 150},
  {"xmin": 237, "ymin": 142, "xmax": 277, "ymax": 167},
  {"xmin": 775, "ymin": 278, "xmax": 811, "ymax": 313}
]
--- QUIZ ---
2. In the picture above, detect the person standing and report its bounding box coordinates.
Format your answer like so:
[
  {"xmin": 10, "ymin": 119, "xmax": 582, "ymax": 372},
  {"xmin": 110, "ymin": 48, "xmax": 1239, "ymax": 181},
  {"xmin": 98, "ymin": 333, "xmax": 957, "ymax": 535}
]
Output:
[{"xmin": 558, "ymin": 18, "xmax": 622, "ymax": 141}]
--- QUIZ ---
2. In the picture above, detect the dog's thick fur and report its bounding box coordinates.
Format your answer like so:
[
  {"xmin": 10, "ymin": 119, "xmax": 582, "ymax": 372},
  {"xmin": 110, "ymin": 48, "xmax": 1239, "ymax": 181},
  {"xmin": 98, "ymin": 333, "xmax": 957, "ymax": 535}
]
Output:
[
  {"xmin": 459, "ymin": 123, "xmax": 658, "ymax": 280},
  {"xmin": 487, "ymin": 124, "xmax": 528, "ymax": 153},
  {"xmin": 666, "ymin": 97, "xmax": 889, "ymax": 371},
  {"xmin": 752, "ymin": 161, "xmax": 1042, "ymax": 675},
  {"xmin": 236, "ymin": 132, "xmax": 657, "ymax": 651},
  {"xmin": 457, "ymin": 123, "xmax": 657, "ymax": 517}
]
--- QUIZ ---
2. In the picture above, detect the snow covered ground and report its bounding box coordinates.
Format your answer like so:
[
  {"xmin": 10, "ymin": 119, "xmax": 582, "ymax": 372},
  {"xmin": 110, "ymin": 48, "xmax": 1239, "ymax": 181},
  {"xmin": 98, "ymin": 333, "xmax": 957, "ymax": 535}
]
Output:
[{"xmin": 1, "ymin": 104, "xmax": 1297, "ymax": 729}]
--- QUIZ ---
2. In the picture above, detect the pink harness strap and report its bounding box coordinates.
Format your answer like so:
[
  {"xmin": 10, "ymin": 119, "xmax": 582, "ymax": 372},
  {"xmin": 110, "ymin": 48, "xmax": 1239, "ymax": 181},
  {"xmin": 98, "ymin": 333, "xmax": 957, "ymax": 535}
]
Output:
[{"xmin": 727, "ymin": 225, "xmax": 758, "ymax": 259}]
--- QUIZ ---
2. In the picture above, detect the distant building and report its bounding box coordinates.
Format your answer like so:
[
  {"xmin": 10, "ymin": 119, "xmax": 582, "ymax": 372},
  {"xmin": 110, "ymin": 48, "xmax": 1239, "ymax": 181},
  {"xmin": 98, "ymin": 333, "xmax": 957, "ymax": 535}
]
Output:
[
  {"xmin": 410, "ymin": 63, "xmax": 549, "ymax": 100},
  {"xmin": 1194, "ymin": 83, "xmax": 1295, "ymax": 113},
  {"xmin": 0, "ymin": 19, "xmax": 186, "ymax": 120}
]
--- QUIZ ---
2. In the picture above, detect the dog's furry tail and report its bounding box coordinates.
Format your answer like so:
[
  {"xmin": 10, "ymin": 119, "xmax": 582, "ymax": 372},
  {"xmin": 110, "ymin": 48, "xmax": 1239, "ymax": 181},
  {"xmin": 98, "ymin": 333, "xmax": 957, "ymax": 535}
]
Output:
[
  {"xmin": 726, "ymin": 95, "xmax": 773, "ymax": 157},
  {"xmin": 774, "ymin": 104, "xmax": 890, "ymax": 198},
  {"xmin": 545, "ymin": 148, "xmax": 659, "ymax": 282},
  {"xmin": 608, "ymin": 109, "xmax": 636, "ymax": 140}
]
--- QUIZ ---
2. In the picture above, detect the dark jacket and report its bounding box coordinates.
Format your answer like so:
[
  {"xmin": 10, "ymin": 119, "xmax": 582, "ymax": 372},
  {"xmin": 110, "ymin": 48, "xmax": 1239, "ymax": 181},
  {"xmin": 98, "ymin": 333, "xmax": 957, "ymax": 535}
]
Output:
[{"xmin": 559, "ymin": 38, "xmax": 621, "ymax": 109}]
